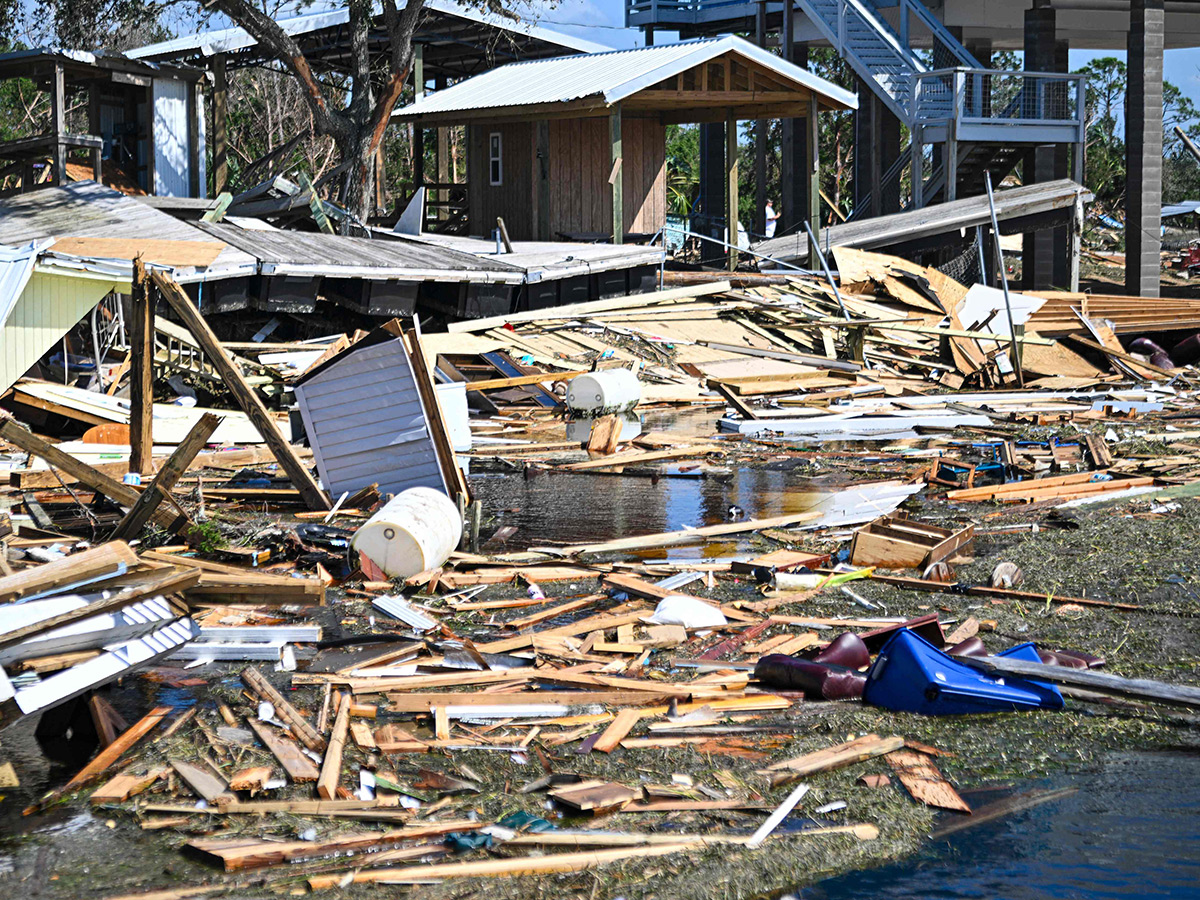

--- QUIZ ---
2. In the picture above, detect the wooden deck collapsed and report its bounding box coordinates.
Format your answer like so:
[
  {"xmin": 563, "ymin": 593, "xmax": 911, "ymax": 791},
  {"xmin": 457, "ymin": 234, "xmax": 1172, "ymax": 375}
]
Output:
[{"xmin": 2, "ymin": 246, "xmax": 1200, "ymax": 896}]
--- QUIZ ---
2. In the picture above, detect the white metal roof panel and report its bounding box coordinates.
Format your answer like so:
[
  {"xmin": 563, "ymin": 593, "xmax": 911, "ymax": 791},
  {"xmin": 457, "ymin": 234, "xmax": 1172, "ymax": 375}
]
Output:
[
  {"xmin": 128, "ymin": 1, "xmax": 609, "ymax": 61},
  {"xmin": 392, "ymin": 35, "xmax": 858, "ymax": 119}
]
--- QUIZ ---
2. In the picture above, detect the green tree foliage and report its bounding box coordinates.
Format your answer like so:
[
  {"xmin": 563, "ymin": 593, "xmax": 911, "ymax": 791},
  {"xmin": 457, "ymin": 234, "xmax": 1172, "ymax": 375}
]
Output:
[
  {"xmin": 1075, "ymin": 55, "xmax": 1200, "ymax": 209},
  {"xmin": 1077, "ymin": 56, "xmax": 1127, "ymax": 207}
]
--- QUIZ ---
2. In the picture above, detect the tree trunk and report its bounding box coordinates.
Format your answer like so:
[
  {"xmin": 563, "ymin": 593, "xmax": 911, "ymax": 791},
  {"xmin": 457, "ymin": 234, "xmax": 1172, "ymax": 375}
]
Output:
[{"xmin": 341, "ymin": 129, "xmax": 379, "ymax": 227}]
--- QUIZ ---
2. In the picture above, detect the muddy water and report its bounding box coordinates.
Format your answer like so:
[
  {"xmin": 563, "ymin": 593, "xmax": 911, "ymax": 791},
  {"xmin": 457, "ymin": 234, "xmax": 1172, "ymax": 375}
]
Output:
[
  {"xmin": 798, "ymin": 749, "xmax": 1200, "ymax": 900},
  {"xmin": 469, "ymin": 464, "xmax": 831, "ymax": 556}
]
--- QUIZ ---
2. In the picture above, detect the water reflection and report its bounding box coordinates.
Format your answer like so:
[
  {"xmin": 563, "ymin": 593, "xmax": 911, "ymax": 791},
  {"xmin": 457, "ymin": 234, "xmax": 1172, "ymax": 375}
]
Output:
[{"xmin": 798, "ymin": 750, "xmax": 1200, "ymax": 900}]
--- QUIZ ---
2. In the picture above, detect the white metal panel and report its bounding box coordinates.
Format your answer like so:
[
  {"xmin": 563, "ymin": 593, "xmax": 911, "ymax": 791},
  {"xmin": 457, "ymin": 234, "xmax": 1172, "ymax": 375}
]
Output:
[
  {"xmin": 295, "ymin": 338, "xmax": 447, "ymax": 498},
  {"xmin": 392, "ymin": 35, "xmax": 858, "ymax": 120},
  {"xmin": 153, "ymin": 77, "xmax": 191, "ymax": 197}
]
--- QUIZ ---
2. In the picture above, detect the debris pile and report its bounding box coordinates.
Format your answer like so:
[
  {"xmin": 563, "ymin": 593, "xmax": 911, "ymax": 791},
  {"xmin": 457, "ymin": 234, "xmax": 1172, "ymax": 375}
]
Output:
[{"xmin": 2, "ymin": 248, "xmax": 1200, "ymax": 899}]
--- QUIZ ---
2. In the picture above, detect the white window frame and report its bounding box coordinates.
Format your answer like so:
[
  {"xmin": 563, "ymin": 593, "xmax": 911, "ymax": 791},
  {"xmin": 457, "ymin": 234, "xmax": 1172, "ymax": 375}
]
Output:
[{"xmin": 488, "ymin": 131, "xmax": 503, "ymax": 186}]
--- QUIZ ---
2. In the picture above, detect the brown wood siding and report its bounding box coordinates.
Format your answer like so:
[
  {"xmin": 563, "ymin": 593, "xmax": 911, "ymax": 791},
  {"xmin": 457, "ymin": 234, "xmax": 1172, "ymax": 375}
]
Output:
[
  {"xmin": 467, "ymin": 122, "xmax": 534, "ymax": 239},
  {"xmin": 547, "ymin": 116, "xmax": 666, "ymax": 239}
]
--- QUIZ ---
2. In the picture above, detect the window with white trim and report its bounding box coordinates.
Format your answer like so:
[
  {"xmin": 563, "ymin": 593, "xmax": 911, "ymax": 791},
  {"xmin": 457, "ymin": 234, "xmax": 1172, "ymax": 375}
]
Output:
[{"xmin": 488, "ymin": 132, "xmax": 502, "ymax": 186}]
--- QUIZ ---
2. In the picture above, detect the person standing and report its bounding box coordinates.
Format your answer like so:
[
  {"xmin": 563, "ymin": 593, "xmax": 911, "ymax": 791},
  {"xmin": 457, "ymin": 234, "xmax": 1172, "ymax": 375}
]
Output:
[{"xmin": 764, "ymin": 200, "xmax": 781, "ymax": 239}]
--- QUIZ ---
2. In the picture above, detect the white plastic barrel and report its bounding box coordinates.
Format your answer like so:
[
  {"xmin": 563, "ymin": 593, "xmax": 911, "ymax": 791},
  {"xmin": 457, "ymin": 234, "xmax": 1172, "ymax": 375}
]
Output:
[
  {"xmin": 566, "ymin": 368, "xmax": 642, "ymax": 415},
  {"xmin": 351, "ymin": 487, "xmax": 462, "ymax": 579}
]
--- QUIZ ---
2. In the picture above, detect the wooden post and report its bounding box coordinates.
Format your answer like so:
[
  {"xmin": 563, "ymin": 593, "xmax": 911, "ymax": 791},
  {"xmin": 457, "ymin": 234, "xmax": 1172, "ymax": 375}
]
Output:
[
  {"xmin": 50, "ymin": 62, "xmax": 66, "ymax": 186},
  {"xmin": 535, "ymin": 119, "xmax": 551, "ymax": 241},
  {"xmin": 212, "ymin": 54, "xmax": 228, "ymax": 195},
  {"xmin": 610, "ymin": 103, "xmax": 623, "ymax": 245},
  {"xmin": 129, "ymin": 257, "xmax": 154, "ymax": 476},
  {"xmin": 726, "ymin": 110, "xmax": 738, "ymax": 272},
  {"xmin": 111, "ymin": 412, "xmax": 221, "ymax": 541},
  {"xmin": 436, "ymin": 77, "xmax": 449, "ymax": 222},
  {"xmin": 412, "ymin": 44, "xmax": 425, "ymax": 192},
  {"xmin": 805, "ymin": 95, "xmax": 820, "ymax": 270},
  {"xmin": 150, "ymin": 270, "xmax": 331, "ymax": 511},
  {"xmin": 754, "ymin": 0, "xmax": 767, "ymax": 236}
]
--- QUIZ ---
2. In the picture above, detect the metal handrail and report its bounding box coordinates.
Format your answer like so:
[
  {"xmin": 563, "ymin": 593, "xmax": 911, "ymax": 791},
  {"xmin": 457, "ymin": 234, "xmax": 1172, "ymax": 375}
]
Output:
[{"xmin": 897, "ymin": 0, "xmax": 979, "ymax": 69}]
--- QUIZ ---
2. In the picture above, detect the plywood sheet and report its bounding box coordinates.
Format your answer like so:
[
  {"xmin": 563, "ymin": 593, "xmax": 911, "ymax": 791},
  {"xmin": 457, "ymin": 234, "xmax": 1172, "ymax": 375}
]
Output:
[{"xmin": 51, "ymin": 237, "xmax": 226, "ymax": 268}]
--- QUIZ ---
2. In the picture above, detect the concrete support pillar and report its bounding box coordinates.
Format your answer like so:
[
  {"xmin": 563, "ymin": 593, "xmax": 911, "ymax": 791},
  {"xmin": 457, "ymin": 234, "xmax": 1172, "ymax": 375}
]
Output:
[
  {"xmin": 780, "ymin": 41, "xmax": 809, "ymax": 236},
  {"xmin": 698, "ymin": 121, "xmax": 726, "ymax": 263},
  {"xmin": 1127, "ymin": 0, "xmax": 1165, "ymax": 297},
  {"xmin": 1022, "ymin": 0, "xmax": 1065, "ymax": 290}
]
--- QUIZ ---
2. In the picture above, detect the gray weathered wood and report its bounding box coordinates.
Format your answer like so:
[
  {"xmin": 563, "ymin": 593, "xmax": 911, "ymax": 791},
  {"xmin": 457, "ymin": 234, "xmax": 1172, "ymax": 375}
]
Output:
[{"xmin": 129, "ymin": 256, "xmax": 154, "ymax": 475}]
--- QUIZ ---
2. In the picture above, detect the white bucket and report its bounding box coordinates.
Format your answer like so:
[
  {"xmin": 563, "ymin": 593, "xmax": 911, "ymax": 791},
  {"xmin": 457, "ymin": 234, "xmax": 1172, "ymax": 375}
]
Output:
[
  {"xmin": 566, "ymin": 368, "xmax": 642, "ymax": 416},
  {"xmin": 351, "ymin": 487, "xmax": 462, "ymax": 579}
]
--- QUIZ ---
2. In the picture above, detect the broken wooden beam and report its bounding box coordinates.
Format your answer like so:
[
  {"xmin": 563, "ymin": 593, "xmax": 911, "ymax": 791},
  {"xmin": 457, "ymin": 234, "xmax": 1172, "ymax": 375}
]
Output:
[
  {"xmin": 151, "ymin": 269, "xmax": 330, "ymax": 511},
  {"xmin": 0, "ymin": 420, "xmax": 185, "ymax": 533},
  {"xmin": 112, "ymin": 413, "xmax": 221, "ymax": 541}
]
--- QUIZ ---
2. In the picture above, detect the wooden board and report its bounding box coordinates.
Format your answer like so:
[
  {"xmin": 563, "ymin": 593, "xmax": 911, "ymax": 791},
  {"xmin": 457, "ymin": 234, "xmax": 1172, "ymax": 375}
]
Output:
[
  {"xmin": 761, "ymin": 734, "xmax": 905, "ymax": 787},
  {"xmin": 886, "ymin": 749, "xmax": 969, "ymax": 813},
  {"xmin": 51, "ymin": 237, "xmax": 226, "ymax": 268},
  {"xmin": 246, "ymin": 719, "xmax": 320, "ymax": 782}
]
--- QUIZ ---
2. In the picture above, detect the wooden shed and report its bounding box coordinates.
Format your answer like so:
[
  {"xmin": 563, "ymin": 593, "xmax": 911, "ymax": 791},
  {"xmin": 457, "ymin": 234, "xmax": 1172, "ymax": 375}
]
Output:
[{"xmin": 392, "ymin": 36, "xmax": 856, "ymax": 255}]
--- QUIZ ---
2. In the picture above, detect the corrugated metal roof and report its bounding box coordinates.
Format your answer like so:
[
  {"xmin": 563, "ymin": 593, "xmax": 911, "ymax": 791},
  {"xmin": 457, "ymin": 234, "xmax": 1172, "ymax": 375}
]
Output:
[
  {"xmin": 392, "ymin": 35, "xmax": 858, "ymax": 120},
  {"xmin": 0, "ymin": 182, "xmax": 256, "ymax": 283},
  {"xmin": 128, "ymin": 0, "xmax": 609, "ymax": 61}
]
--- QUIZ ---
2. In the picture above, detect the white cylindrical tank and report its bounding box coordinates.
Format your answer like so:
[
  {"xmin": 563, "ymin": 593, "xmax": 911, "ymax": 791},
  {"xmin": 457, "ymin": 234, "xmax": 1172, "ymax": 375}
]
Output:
[
  {"xmin": 566, "ymin": 368, "xmax": 641, "ymax": 415},
  {"xmin": 351, "ymin": 487, "xmax": 462, "ymax": 579}
]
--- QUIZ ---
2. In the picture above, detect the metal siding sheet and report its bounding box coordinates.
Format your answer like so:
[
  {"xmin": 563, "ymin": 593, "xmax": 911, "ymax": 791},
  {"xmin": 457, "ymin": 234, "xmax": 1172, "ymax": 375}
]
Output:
[
  {"xmin": 294, "ymin": 337, "xmax": 446, "ymax": 498},
  {"xmin": 153, "ymin": 78, "xmax": 191, "ymax": 198}
]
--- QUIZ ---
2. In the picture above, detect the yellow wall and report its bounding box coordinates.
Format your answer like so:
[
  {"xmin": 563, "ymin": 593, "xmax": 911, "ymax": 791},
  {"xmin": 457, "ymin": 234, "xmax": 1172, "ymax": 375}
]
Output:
[{"xmin": 0, "ymin": 270, "xmax": 128, "ymax": 394}]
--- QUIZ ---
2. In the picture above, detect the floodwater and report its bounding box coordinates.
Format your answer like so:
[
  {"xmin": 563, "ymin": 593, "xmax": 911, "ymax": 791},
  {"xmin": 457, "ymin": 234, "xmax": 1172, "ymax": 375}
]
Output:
[
  {"xmin": 799, "ymin": 749, "xmax": 1200, "ymax": 900},
  {"xmin": 470, "ymin": 408, "xmax": 860, "ymax": 555}
]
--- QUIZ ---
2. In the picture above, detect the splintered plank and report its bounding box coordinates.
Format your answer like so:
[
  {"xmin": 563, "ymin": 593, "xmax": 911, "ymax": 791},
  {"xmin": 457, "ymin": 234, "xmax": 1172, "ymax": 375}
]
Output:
[
  {"xmin": 317, "ymin": 694, "xmax": 351, "ymax": 800},
  {"xmin": 242, "ymin": 667, "xmax": 326, "ymax": 752},
  {"xmin": 0, "ymin": 540, "xmax": 138, "ymax": 604},
  {"xmin": 228, "ymin": 766, "xmax": 274, "ymax": 794},
  {"xmin": 90, "ymin": 767, "xmax": 167, "ymax": 803},
  {"xmin": 592, "ymin": 708, "xmax": 644, "ymax": 754},
  {"xmin": 152, "ymin": 269, "xmax": 329, "ymax": 511},
  {"xmin": 246, "ymin": 719, "xmax": 320, "ymax": 782},
  {"xmin": 187, "ymin": 820, "xmax": 479, "ymax": 871},
  {"xmin": 761, "ymin": 734, "xmax": 905, "ymax": 787},
  {"xmin": 886, "ymin": 749, "xmax": 970, "ymax": 813},
  {"xmin": 171, "ymin": 759, "xmax": 235, "ymax": 806},
  {"xmin": 306, "ymin": 842, "xmax": 705, "ymax": 890},
  {"xmin": 549, "ymin": 780, "xmax": 640, "ymax": 812},
  {"xmin": 25, "ymin": 705, "xmax": 173, "ymax": 815}
]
